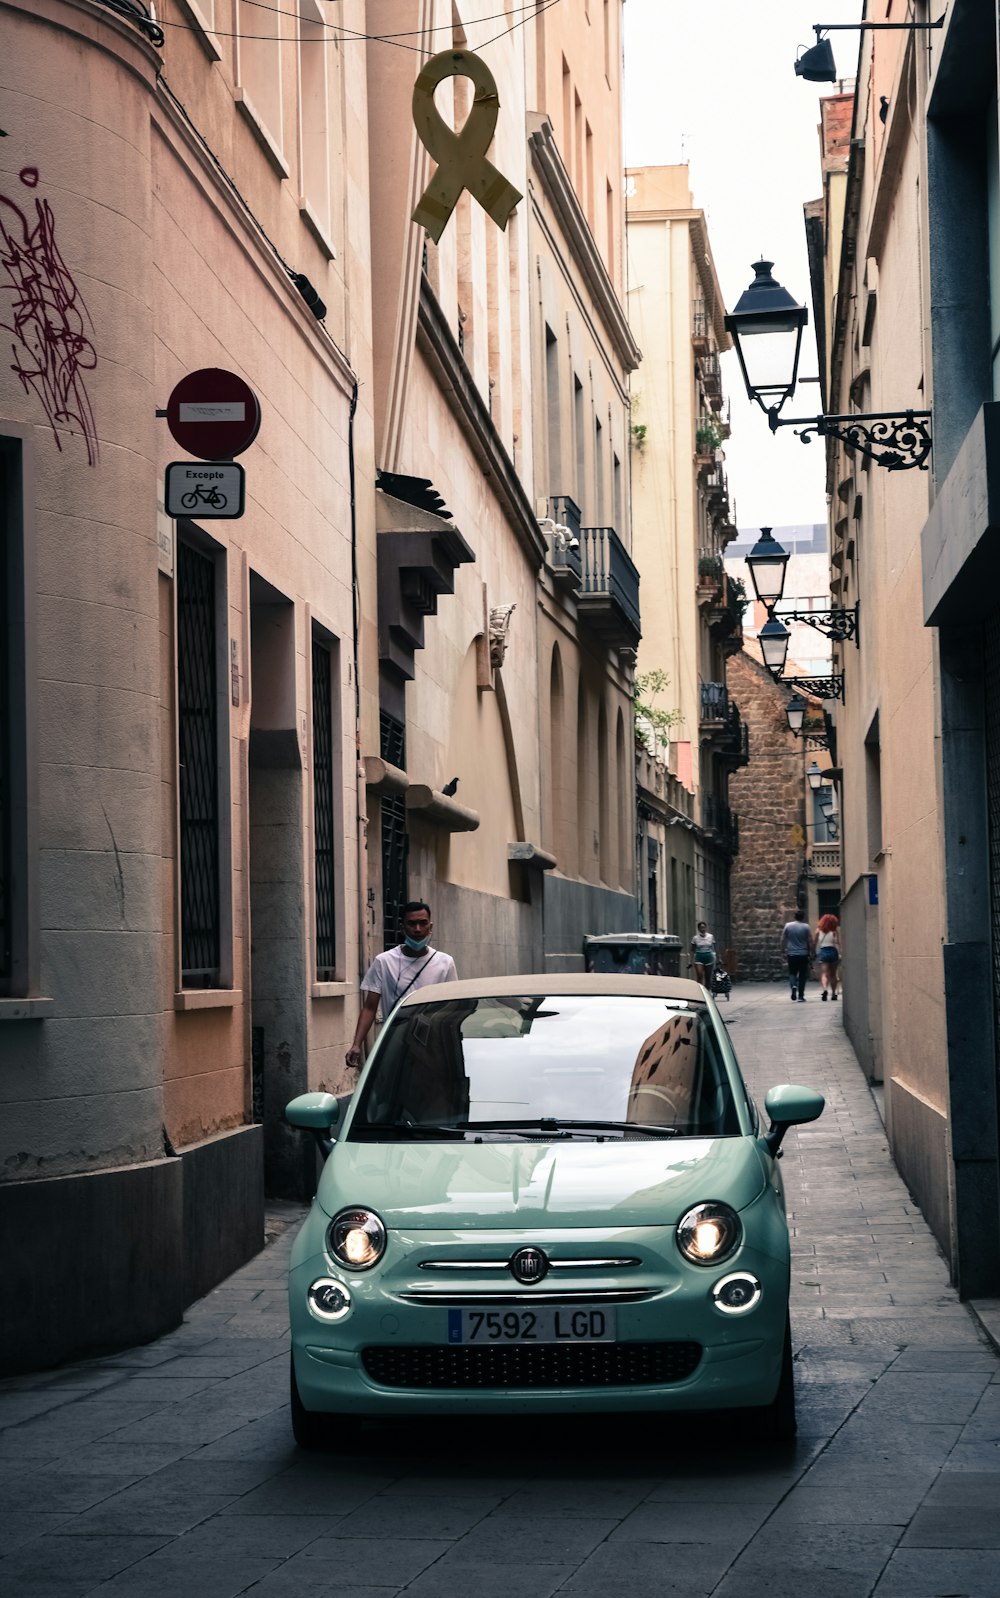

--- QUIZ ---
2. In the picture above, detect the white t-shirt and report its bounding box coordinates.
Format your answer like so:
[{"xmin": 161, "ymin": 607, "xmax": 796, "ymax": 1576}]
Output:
[{"xmin": 360, "ymin": 945, "xmax": 458, "ymax": 1016}]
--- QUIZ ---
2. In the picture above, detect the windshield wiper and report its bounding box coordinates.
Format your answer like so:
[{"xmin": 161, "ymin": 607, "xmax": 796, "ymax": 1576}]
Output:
[
  {"xmin": 462, "ymin": 1118, "xmax": 681, "ymax": 1139},
  {"xmin": 352, "ymin": 1117, "xmax": 682, "ymax": 1141}
]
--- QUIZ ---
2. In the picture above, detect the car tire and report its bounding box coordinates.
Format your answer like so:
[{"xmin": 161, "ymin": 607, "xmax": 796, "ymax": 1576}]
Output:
[
  {"xmin": 290, "ymin": 1355, "xmax": 364, "ymax": 1452},
  {"xmin": 757, "ymin": 1317, "xmax": 796, "ymax": 1442}
]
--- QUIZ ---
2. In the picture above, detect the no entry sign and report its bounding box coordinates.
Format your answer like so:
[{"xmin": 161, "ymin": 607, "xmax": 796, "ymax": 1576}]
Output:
[{"xmin": 165, "ymin": 368, "xmax": 260, "ymax": 460}]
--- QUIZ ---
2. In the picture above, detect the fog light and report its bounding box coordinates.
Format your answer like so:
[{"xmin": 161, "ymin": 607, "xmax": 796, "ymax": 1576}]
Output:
[
  {"xmin": 711, "ymin": 1272, "xmax": 762, "ymax": 1315},
  {"xmin": 307, "ymin": 1277, "xmax": 353, "ymax": 1321}
]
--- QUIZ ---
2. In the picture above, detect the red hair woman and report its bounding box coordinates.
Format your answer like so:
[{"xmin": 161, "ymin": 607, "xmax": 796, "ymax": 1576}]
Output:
[{"xmin": 814, "ymin": 913, "xmax": 842, "ymax": 1000}]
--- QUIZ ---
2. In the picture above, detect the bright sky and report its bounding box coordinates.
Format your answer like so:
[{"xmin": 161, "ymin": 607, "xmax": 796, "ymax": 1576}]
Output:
[{"xmin": 623, "ymin": 0, "xmax": 863, "ymax": 528}]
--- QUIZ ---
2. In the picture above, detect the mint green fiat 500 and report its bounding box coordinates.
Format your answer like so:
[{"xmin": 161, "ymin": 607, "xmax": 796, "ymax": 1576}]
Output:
[{"xmin": 285, "ymin": 976, "xmax": 823, "ymax": 1448}]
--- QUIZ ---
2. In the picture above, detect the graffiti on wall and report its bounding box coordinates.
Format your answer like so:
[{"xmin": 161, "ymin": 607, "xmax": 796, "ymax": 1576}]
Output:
[{"xmin": 0, "ymin": 166, "xmax": 98, "ymax": 464}]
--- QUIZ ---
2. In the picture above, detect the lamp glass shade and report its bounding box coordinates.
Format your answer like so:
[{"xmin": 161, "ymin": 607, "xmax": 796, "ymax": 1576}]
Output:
[
  {"xmin": 746, "ymin": 526, "xmax": 790, "ymax": 606},
  {"xmin": 819, "ymin": 788, "xmax": 835, "ymax": 817},
  {"xmin": 759, "ymin": 617, "xmax": 790, "ymax": 675},
  {"xmin": 724, "ymin": 261, "xmax": 808, "ymax": 417},
  {"xmin": 807, "ymin": 761, "xmax": 823, "ymax": 791},
  {"xmin": 786, "ymin": 695, "xmax": 806, "ymax": 733}
]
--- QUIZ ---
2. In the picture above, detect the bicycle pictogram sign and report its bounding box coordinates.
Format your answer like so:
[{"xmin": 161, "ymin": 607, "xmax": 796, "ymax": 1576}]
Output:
[{"xmin": 165, "ymin": 461, "xmax": 245, "ymax": 520}]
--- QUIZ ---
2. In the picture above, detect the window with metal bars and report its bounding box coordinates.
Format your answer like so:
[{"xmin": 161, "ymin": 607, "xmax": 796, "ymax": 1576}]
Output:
[
  {"xmin": 177, "ymin": 540, "xmax": 221, "ymax": 986},
  {"xmin": 312, "ymin": 636, "xmax": 337, "ymax": 979},
  {"xmin": 0, "ymin": 450, "xmax": 12, "ymax": 985},
  {"xmin": 380, "ymin": 711, "xmax": 408, "ymax": 950}
]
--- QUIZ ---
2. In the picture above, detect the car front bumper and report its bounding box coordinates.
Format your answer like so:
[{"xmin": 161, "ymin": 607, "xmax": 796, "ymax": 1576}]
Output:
[{"xmin": 289, "ymin": 1207, "xmax": 791, "ymax": 1417}]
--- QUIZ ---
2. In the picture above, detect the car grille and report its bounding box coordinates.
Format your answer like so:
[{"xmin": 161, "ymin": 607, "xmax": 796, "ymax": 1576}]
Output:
[{"xmin": 361, "ymin": 1341, "xmax": 702, "ymax": 1390}]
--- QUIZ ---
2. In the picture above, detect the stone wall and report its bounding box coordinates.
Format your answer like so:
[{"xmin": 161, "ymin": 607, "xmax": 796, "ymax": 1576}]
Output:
[{"xmin": 727, "ymin": 653, "xmax": 808, "ymax": 980}]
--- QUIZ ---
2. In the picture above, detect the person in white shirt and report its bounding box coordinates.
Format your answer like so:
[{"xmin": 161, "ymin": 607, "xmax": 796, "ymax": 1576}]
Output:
[
  {"xmin": 345, "ymin": 901, "xmax": 457, "ymax": 1070},
  {"xmin": 689, "ymin": 922, "xmax": 717, "ymax": 990}
]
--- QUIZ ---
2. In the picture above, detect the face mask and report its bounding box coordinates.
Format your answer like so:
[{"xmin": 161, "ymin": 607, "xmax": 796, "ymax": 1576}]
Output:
[{"xmin": 403, "ymin": 934, "xmax": 429, "ymax": 952}]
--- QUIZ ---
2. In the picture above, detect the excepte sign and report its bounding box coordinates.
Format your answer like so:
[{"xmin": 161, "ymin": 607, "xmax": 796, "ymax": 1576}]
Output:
[
  {"xmin": 165, "ymin": 461, "xmax": 246, "ymax": 519},
  {"xmin": 165, "ymin": 368, "xmax": 261, "ymax": 460}
]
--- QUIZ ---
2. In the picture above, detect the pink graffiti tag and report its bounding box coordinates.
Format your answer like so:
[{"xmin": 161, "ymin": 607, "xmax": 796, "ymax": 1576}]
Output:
[{"xmin": 0, "ymin": 167, "xmax": 98, "ymax": 464}]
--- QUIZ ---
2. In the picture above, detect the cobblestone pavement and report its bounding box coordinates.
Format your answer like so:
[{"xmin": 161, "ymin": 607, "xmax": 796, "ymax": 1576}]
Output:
[{"xmin": 2, "ymin": 983, "xmax": 999, "ymax": 1597}]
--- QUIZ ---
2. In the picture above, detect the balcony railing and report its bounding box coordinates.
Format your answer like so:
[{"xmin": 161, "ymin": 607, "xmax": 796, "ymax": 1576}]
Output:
[
  {"xmin": 700, "ymin": 681, "xmax": 729, "ymax": 724},
  {"xmin": 699, "ymin": 349, "xmax": 723, "ymax": 404},
  {"xmin": 692, "ymin": 304, "xmax": 709, "ymax": 348},
  {"xmin": 702, "ymin": 793, "xmax": 739, "ymax": 856},
  {"xmin": 577, "ymin": 525, "xmax": 641, "ymax": 648},
  {"xmin": 544, "ymin": 494, "xmax": 583, "ymax": 585},
  {"xmin": 810, "ymin": 842, "xmax": 841, "ymax": 874}
]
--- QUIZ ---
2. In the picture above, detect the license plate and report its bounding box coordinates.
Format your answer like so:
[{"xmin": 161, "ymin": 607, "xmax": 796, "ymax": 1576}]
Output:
[{"xmin": 447, "ymin": 1307, "xmax": 616, "ymax": 1344}]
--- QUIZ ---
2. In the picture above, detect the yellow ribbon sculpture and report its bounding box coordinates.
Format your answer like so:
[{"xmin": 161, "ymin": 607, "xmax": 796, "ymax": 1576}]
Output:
[{"xmin": 411, "ymin": 50, "xmax": 522, "ymax": 244}]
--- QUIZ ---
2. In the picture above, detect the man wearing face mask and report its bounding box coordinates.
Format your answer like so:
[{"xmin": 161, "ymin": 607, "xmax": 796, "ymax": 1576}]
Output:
[{"xmin": 345, "ymin": 901, "xmax": 458, "ymax": 1071}]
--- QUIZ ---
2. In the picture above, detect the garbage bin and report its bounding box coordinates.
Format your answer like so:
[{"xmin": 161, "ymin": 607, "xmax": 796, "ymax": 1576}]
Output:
[{"xmin": 582, "ymin": 932, "xmax": 683, "ymax": 978}]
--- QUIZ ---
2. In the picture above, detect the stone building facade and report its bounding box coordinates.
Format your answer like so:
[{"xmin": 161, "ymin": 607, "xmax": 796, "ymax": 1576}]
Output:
[{"xmin": 727, "ymin": 652, "xmax": 808, "ymax": 981}]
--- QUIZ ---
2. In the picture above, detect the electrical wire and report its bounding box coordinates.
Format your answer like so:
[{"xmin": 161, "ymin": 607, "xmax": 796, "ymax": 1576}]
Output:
[
  {"xmin": 151, "ymin": 0, "xmax": 562, "ymax": 52},
  {"xmin": 91, "ymin": 0, "xmax": 165, "ymax": 45}
]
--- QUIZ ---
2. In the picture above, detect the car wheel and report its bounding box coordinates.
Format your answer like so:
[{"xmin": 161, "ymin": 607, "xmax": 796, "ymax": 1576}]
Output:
[
  {"xmin": 757, "ymin": 1317, "xmax": 796, "ymax": 1442},
  {"xmin": 290, "ymin": 1355, "xmax": 364, "ymax": 1452},
  {"xmin": 290, "ymin": 1354, "xmax": 331, "ymax": 1450}
]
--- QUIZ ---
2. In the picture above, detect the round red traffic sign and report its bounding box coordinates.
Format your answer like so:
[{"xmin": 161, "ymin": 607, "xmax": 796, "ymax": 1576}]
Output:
[{"xmin": 165, "ymin": 368, "xmax": 261, "ymax": 460}]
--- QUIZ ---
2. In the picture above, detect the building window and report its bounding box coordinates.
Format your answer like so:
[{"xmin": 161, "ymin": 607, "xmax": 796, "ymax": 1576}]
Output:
[
  {"xmin": 574, "ymin": 373, "xmax": 586, "ymax": 517},
  {"xmin": 298, "ymin": 0, "xmax": 332, "ymax": 238},
  {"xmin": 545, "ymin": 325, "xmax": 561, "ymax": 488},
  {"xmin": 311, "ymin": 634, "xmax": 337, "ymax": 980},
  {"xmin": 238, "ymin": 0, "xmax": 284, "ymax": 153},
  {"xmin": 0, "ymin": 438, "xmax": 30, "ymax": 998},
  {"xmin": 988, "ymin": 94, "xmax": 1000, "ymax": 399},
  {"xmin": 380, "ymin": 710, "xmax": 408, "ymax": 950},
  {"xmin": 177, "ymin": 540, "xmax": 222, "ymax": 987}
]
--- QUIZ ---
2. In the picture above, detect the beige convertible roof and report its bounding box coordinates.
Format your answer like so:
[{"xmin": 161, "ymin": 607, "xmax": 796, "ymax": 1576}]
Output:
[{"xmin": 397, "ymin": 973, "xmax": 709, "ymax": 1007}]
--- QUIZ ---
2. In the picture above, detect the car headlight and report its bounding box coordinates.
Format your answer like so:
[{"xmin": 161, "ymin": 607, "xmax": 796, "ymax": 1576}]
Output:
[
  {"xmin": 327, "ymin": 1207, "xmax": 386, "ymax": 1271},
  {"xmin": 676, "ymin": 1201, "xmax": 742, "ymax": 1264}
]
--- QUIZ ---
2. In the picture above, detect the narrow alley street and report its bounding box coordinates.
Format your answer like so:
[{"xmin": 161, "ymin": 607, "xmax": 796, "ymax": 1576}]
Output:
[{"xmin": 1, "ymin": 983, "xmax": 998, "ymax": 1598}]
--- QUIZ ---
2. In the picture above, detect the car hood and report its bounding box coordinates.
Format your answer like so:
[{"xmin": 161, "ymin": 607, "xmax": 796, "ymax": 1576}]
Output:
[{"xmin": 316, "ymin": 1136, "xmax": 766, "ymax": 1229}]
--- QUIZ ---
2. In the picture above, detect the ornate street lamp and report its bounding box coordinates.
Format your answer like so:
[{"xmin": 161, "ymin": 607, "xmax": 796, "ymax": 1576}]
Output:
[
  {"xmin": 759, "ymin": 617, "xmax": 791, "ymax": 676},
  {"xmin": 726, "ymin": 259, "xmax": 933, "ymax": 471},
  {"xmin": 746, "ymin": 527, "xmax": 790, "ymax": 607},
  {"xmin": 745, "ymin": 526, "xmax": 858, "ymax": 643},
  {"xmin": 795, "ymin": 18, "xmax": 945, "ymax": 83},
  {"xmin": 807, "ymin": 761, "xmax": 824, "ymax": 792},
  {"xmin": 724, "ymin": 263, "xmax": 807, "ymax": 422},
  {"xmin": 785, "ymin": 694, "xmax": 833, "ymax": 749}
]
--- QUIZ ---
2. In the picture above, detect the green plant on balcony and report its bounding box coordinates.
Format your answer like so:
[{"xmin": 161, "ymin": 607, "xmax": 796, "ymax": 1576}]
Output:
[
  {"xmin": 726, "ymin": 573, "xmax": 748, "ymax": 612},
  {"xmin": 634, "ymin": 669, "xmax": 682, "ymax": 755},
  {"xmin": 698, "ymin": 554, "xmax": 724, "ymax": 584},
  {"xmin": 695, "ymin": 418, "xmax": 724, "ymax": 455}
]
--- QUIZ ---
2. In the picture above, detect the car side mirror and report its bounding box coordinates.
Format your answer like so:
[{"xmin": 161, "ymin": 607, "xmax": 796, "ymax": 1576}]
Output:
[
  {"xmin": 763, "ymin": 1084, "xmax": 825, "ymax": 1156},
  {"xmin": 285, "ymin": 1092, "xmax": 340, "ymax": 1158}
]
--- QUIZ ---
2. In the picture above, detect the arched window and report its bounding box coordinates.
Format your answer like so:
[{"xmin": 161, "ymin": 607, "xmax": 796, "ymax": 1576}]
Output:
[
  {"xmin": 617, "ymin": 708, "xmax": 630, "ymax": 888},
  {"xmin": 598, "ymin": 701, "xmax": 610, "ymax": 883},
  {"xmin": 577, "ymin": 677, "xmax": 590, "ymax": 881}
]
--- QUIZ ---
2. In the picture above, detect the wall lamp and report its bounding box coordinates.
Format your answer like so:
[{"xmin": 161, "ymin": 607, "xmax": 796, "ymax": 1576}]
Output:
[
  {"xmin": 725, "ymin": 262, "xmax": 932, "ymax": 470},
  {"xmin": 746, "ymin": 528, "xmax": 858, "ymax": 644},
  {"xmin": 795, "ymin": 17, "xmax": 946, "ymax": 83},
  {"xmin": 786, "ymin": 694, "xmax": 833, "ymax": 750},
  {"xmin": 758, "ymin": 616, "xmax": 846, "ymax": 700}
]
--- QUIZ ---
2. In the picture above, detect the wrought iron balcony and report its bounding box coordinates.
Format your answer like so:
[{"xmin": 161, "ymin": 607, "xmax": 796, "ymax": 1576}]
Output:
[
  {"xmin": 702, "ymin": 793, "xmax": 739, "ymax": 856},
  {"xmin": 692, "ymin": 304, "xmax": 709, "ymax": 350},
  {"xmin": 544, "ymin": 495, "xmax": 582, "ymax": 586},
  {"xmin": 577, "ymin": 525, "xmax": 641, "ymax": 649},
  {"xmin": 698, "ymin": 349, "xmax": 723, "ymax": 405},
  {"xmin": 700, "ymin": 681, "xmax": 729, "ymax": 725}
]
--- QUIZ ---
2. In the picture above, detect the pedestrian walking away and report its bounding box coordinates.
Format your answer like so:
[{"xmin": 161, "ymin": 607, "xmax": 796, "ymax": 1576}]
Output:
[
  {"xmin": 814, "ymin": 911, "xmax": 843, "ymax": 1000},
  {"xmin": 345, "ymin": 900, "xmax": 457, "ymax": 1069},
  {"xmin": 780, "ymin": 905, "xmax": 813, "ymax": 1001},
  {"xmin": 689, "ymin": 920, "xmax": 717, "ymax": 991}
]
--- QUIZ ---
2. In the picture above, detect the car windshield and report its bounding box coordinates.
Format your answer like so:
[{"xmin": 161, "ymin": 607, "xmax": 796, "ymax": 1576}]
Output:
[{"xmin": 349, "ymin": 993, "xmax": 742, "ymax": 1140}]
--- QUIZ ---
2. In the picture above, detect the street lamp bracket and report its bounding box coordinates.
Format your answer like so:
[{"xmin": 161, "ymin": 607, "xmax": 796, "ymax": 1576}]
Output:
[{"xmin": 767, "ymin": 409, "xmax": 932, "ymax": 472}]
